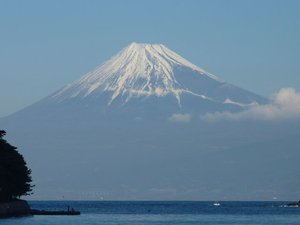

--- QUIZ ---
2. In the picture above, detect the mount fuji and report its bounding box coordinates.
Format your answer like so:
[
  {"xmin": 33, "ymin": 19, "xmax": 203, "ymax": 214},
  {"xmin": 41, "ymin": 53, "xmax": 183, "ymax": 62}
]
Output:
[
  {"xmin": 40, "ymin": 42, "xmax": 266, "ymax": 119},
  {"xmin": 1, "ymin": 43, "xmax": 299, "ymax": 200}
]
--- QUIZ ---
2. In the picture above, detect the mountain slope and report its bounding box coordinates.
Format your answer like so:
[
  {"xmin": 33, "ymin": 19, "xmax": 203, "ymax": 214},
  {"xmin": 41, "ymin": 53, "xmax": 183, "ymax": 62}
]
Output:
[{"xmin": 2, "ymin": 43, "xmax": 298, "ymax": 201}]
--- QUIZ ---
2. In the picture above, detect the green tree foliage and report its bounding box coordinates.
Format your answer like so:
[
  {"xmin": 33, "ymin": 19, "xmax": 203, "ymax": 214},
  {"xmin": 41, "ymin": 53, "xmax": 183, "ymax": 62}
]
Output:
[{"xmin": 0, "ymin": 130, "xmax": 33, "ymax": 202}]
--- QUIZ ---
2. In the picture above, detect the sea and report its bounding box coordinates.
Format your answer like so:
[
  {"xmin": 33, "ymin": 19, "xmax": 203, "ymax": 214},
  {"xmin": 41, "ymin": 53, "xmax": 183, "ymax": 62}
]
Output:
[{"xmin": 1, "ymin": 201, "xmax": 300, "ymax": 225}]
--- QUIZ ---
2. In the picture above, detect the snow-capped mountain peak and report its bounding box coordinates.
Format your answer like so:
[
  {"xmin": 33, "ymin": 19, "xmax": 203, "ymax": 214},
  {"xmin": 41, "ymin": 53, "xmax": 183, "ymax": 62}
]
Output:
[
  {"xmin": 51, "ymin": 42, "xmax": 267, "ymax": 112},
  {"xmin": 53, "ymin": 43, "xmax": 220, "ymax": 105}
]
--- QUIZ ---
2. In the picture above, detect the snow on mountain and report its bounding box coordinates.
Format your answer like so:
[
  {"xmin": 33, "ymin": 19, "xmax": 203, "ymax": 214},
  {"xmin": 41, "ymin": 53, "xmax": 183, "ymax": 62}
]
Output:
[{"xmin": 51, "ymin": 43, "xmax": 265, "ymax": 110}]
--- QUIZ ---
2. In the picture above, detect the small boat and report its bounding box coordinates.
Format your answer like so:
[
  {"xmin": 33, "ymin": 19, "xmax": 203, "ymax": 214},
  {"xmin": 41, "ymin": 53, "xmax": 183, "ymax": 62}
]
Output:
[
  {"xmin": 287, "ymin": 200, "xmax": 300, "ymax": 207},
  {"xmin": 213, "ymin": 202, "xmax": 221, "ymax": 206}
]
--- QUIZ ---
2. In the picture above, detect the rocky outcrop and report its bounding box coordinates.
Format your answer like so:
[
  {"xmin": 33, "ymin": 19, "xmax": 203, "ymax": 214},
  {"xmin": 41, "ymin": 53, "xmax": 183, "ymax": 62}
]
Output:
[{"xmin": 0, "ymin": 200, "xmax": 31, "ymax": 218}]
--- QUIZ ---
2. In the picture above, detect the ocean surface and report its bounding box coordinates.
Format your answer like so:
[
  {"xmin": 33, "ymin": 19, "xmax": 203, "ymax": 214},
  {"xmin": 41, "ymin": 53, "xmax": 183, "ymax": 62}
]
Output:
[{"xmin": 1, "ymin": 201, "xmax": 300, "ymax": 225}]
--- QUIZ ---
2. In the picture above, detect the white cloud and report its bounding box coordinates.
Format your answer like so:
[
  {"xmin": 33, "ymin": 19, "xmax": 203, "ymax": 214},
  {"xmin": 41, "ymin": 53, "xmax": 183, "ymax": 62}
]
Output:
[
  {"xmin": 202, "ymin": 88, "xmax": 300, "ymax": 122},
  {"xmin": 168, "ymin": 113, "xmax": 191, "ymax": 123}
]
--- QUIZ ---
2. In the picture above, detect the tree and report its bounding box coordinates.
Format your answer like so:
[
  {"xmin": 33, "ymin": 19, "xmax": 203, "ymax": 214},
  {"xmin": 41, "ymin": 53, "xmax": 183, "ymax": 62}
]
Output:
[{"xmin": 0, "ymin": 130, "xmax": 33, "ymax": 202}]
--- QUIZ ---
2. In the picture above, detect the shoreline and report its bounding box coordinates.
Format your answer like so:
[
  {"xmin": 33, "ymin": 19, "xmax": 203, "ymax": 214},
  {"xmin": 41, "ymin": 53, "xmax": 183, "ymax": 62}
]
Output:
[
  {"xmin": 0, "ymin": 200, "xmax": 31, "ymax": 218},
  {"xmin": 0, "ymin": 199, "xmax": 80, "ymax": 218}
]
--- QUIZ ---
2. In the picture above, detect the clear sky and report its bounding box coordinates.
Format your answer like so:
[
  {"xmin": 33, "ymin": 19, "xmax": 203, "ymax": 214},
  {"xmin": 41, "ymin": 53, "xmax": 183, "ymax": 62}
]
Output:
[{"xmin": 0, "ymin": 0, "xmax": 299, "ymax": 117}]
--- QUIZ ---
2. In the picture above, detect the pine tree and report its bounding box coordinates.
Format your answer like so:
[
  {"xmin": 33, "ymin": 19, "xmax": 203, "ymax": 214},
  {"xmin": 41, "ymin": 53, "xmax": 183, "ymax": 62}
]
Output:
[{"xmin": 0, "ymin": 130, "xmax": 33, "ymax": 202}]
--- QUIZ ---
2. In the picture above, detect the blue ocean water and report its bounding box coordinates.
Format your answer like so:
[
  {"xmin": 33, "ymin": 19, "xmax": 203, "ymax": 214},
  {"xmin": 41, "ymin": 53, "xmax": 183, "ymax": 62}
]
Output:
[{"xmin": 1, "ymin": 201, "xmax": 300, "ymax": 225}]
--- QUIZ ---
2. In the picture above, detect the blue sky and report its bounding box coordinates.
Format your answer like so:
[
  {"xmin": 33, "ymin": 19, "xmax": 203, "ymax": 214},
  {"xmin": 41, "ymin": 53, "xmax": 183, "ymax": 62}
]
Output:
[{"xmin": 0, "ymin": 0, "xmax": 299, "ymax": 117}]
